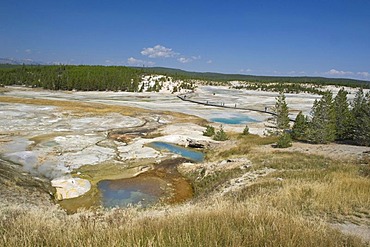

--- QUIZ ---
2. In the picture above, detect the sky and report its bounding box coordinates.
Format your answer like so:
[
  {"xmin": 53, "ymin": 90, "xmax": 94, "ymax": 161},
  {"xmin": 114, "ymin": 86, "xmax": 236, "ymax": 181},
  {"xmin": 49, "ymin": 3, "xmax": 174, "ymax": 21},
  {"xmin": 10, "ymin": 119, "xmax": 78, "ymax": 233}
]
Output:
[{"xmin": 1, "ymin": 0, "xmax": 369, "ymax": 80}]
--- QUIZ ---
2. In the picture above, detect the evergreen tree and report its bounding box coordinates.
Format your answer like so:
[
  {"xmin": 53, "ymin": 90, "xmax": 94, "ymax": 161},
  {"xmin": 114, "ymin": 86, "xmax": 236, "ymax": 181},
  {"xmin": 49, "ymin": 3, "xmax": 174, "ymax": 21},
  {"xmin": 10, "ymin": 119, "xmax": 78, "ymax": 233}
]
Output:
[
  {"xmin": 307, "ymin": 92, "xmax": 336, "ymax": 144},
  {"xmin": 242, "ymin": 125, "xmax": 249, "ymax": 135},
  {"xmin": 213, "ymin": 125, "xmax": 228, "ymax": 141},
  {"xmin": 203, "ymin": 125, "xmax": 215, "ymax": 137},
  {"xmin": 276, "ymin": 132, "xmax": 292, "ymax": 148},
  {"xmin": 333, "ymin": 88, "xmax": 351, "ymax": 140},
  {"xmin": 274, "ymin": 91, "xmax": 290, "ymax": 130},
  {"xmin": 351, "ymin": 89, "xmax": 370, "ymax": 146},
  {"xmin": 291, "ymin": 111, "xmax": 307, "ymax": 140}
]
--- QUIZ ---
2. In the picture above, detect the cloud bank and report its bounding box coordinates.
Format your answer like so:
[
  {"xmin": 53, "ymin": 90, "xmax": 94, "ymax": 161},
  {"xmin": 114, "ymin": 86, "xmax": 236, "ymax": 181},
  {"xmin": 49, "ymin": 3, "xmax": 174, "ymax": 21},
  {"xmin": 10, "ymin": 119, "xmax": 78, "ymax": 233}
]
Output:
[
  {"xmin": 141, "ymin": 45, "xmax": 178, "ymax": 58},
  {"xmin": 324, "ymin": 68, "xmax": 370, "ymax": 80}
]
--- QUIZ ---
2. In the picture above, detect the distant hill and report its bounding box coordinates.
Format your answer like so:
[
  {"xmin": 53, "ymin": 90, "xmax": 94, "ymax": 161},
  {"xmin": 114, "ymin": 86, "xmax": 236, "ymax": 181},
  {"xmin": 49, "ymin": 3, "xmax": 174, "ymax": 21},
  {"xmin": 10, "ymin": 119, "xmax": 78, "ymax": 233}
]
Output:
[
  {"xmin": 137, "ymin": 67, "xmax": 370, "ymax": 87},
  {"xmin": 0, "ymin": 63, "xmax": 368, "ymax": 89}
]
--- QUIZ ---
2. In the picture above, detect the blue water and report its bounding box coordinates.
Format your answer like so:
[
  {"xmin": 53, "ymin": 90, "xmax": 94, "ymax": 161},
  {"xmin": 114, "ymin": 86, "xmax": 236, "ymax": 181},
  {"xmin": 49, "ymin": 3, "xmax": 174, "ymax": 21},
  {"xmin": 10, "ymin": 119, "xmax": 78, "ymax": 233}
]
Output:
[
  {"xmin": 211, "ymin": 115, "xmax": 258, "ymax": 124},
  {"xmin": 98, "ymin": 179, "xmax": 159, "ymax": 208},
  {"xmin": 148, "ymin": 142, "xmax": 204, "ymax": 163}
]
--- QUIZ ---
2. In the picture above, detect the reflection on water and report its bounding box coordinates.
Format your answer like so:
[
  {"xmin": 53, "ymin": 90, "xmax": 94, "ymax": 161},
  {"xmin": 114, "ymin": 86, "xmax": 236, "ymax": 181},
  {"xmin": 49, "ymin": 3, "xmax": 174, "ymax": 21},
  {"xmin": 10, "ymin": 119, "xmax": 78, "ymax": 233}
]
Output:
[
  {"xmin": 98, "ymin": 176, "xmax": 165, "ymax": 208},
  {"xmin": 148, "ymin": 142, "xmax": 204, "ymax": 163}
]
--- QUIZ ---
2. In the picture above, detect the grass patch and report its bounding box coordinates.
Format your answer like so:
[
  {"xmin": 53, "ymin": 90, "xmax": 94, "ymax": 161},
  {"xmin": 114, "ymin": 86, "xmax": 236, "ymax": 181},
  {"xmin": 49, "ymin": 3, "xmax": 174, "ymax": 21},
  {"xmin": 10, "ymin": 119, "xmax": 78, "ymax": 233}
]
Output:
[
  {"xmin": 206, "ymin": 134, "xmax": 278, "ymax": 160},
  {"xmin": 186, "ymin": 168, "xmax": 244, "ymax": 197},
  {"xmin": 229, "ymin": 150, "xmax": 370, "ymax": 222},
  {"xmin": 250, "ymin": 151, "xmax": 330, "ymax": 170},
  {"xmin": 0, "ymin": 201, "xmax": 365, "ymax": 247}
]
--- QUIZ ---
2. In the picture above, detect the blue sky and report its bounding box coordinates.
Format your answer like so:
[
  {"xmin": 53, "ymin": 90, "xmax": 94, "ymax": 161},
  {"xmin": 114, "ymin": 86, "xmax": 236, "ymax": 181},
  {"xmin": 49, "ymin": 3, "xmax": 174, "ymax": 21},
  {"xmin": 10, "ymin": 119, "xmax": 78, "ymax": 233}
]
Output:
[{"xmin": 1, "ymin": 0, "xmax": 369, "ymax": 80}]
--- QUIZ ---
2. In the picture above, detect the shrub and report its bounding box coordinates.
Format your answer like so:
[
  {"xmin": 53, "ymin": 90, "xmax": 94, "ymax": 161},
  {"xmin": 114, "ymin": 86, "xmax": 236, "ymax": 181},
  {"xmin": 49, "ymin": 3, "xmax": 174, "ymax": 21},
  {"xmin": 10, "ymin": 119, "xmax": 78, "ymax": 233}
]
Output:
[
  {"xmin": 213, "ymin": 125, "xmax": 228, "ymax": 141},
  {"xmin": 203, "ymin": 125, "xmax": 215, "ymax": 137},
  {"xmin": 276, "ymin": 132, "xmax": 292, "ymax": 148},
  {"xmin": 242, "ymin": 125, "xmax": 249, "ymax": 135}
]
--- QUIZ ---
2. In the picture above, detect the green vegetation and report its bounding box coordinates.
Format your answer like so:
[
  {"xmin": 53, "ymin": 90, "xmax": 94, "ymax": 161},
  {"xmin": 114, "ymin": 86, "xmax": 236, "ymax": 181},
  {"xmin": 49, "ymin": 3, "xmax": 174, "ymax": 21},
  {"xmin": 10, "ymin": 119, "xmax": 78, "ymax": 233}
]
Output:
[
  {"xmin": 213, "ymin": 125, "xmax": 228, "ymax": 141},
  {"xmin": 140, "ymin": 66, "xmax": 370, "ymax": 88},
  {"xmin": 0, "ymin": 65, "xmax": 142, "ymax": 91},
  {"xmin": 290, "ymin": 88, "xmax": 370, "ymax": 146},
  {"xmin": 292, "ymin": 111, "xmax": 308, "ymax": 140},
  {"xmin": 202, "ymin": 125, "xmax": 215, "ymax": 137},
  {"xmin": 242, "ymin": 125, "xmax": 249, "ymax": 135},
  {"xmin": 202, "ymin": 125, "xmax": 229, "ymax": 141},
  {"xmin": 1, "ymin": 65, "xmax": 369, "ymax": 93},
  {"xmin": 274, "ymin": 91, "xmax": 290, "ymax": 130},
  {"xmin": 351, "ymin": 89, "xmax": 370, "ymax": 146},
  {"xmin": 306, "ymin": 91, "xmax": 336, "ymax": 144},
  {"xmin": 276, "ymin": 132, "xmax": 292, "ymax": 148},
  {"xmin": 334, "ymin": 88, "xmax": 352, "ymax": 140}
]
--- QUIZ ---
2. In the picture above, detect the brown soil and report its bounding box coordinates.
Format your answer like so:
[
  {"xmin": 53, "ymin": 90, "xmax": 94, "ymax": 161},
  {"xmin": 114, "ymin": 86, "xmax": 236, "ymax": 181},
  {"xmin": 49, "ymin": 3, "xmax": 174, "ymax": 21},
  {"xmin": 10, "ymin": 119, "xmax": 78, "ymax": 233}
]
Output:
[{"xmin": 136, "ymin": 158, "xmax": 194, "ymax": 204}]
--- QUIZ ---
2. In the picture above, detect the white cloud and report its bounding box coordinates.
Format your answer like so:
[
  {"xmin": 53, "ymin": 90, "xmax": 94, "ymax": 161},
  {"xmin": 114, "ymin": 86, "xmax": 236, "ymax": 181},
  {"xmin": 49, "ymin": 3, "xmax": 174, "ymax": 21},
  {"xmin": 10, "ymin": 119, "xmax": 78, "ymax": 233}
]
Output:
[
  {"xmin": 25, "ymin": 49, "xmax": 32, "ymax": 54},
  {"xmin": 141, "ymin": 45, "xmax": 177, "ymax": 58},
  {"xmin": 178, "ymin": 57, "xmax": 191, "ymax": 63},
  {"xmin": 325, "ymin": 69, "xmax": 354, "ymax": 76},
  {"xmin": 206, "ymin": 60, "xmax": 213, "ymax": 64},
  {"xmin": 177, "ymin": 55, "xmax": 201, "ymax": 63},
  {"xmin": 127, "ymin": 57, "xmax": 155, "ymax": 66},
  {"xmin": 357, "ymin": 71, "xmax": 370, "ymax": 78},
  {"xmin": 240, "ymin": 68, "xmax": 253, "ymax": 73}
]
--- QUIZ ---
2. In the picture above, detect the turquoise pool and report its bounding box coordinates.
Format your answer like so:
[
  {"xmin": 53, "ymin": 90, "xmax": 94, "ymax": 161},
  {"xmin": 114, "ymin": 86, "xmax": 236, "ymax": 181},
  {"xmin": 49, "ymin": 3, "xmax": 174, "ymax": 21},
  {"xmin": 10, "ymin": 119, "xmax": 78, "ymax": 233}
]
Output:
[
  {"xmin": 148, "ymin": 141, "xmax": 204, "ymax": 163},
  {"xmin": 211, "ymin": 115, "xmax": 258, "ymax": 124}
]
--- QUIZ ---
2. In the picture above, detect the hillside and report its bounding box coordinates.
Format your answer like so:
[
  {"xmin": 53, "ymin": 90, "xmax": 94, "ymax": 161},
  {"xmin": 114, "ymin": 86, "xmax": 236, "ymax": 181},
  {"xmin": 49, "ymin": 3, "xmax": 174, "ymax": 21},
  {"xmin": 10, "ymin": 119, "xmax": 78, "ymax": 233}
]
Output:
[
  {"xmin": 1, "ymin": 64, "xmax": 369, "ymax": 91},
  {"xmin": 138, "ymin": 66, "xmax": 370, "ymax": 87}
]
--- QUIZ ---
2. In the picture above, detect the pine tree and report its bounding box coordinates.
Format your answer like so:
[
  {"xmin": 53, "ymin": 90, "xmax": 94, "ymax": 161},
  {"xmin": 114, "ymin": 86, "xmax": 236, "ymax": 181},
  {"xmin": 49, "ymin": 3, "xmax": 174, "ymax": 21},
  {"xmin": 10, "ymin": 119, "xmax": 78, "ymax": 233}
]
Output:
[
  {"xmin": 307, "ymin": 91, "xmax": 336, "ymax": 144},
  {"xmin": 274, "ymin": 91, "xmax": 290, "ymax": 130},
  {"xmin": 276, "ymin": 132, "xmax": 292, "ymax": 148},
  {"xmin": 203, "ymin": 125, "xmax": 215, "ymax": 137},
  {"xmin": 242, "ymin": 125, "xmax": 249, "ymax": 135},
  {"xmin": 351, "ymin": 89, "xmax": 370, "ymax": 146},
  {"xmin": 213, "ymin": 125, "xmax": 228, "ymax": 141},
  {"xmin": 291, "ymin": 111, "xmax": 307, "ymax": 141},
  {"xmin": 333, "ymin": 88, "xmax": 351, "ymax": 140}
]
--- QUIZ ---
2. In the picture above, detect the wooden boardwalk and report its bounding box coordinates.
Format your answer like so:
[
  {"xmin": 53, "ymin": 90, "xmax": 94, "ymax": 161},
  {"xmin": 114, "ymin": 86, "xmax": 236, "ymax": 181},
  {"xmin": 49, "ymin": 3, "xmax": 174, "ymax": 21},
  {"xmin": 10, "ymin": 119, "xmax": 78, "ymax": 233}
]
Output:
[{"xmin": 177, "ymin": 93, "xmax": 295, "ymax": 122}]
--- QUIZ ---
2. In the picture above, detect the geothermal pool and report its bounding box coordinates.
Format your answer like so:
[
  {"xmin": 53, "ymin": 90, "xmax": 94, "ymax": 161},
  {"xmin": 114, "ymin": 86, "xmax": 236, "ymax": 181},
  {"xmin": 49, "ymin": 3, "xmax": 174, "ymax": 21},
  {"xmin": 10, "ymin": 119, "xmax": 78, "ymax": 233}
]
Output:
[
  {"xmin": 148, "ymin": 141, "xmax": 204, "ymax": 163},
  {"xmin": 98, "ymin": 176, "xmax": 166, "ymax": 208},
  {"xmin": 210, "ymin": 115, "xmax": 259, "ymax": 125}
]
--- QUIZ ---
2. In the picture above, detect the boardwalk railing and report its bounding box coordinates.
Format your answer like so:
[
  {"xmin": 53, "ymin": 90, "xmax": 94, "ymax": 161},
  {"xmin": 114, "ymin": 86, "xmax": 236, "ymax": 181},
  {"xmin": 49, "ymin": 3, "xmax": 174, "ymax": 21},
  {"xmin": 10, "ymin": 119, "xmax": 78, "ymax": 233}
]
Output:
[{"xmin": 177, "ymin": 93, "xmax": 295, "ymax": 122}]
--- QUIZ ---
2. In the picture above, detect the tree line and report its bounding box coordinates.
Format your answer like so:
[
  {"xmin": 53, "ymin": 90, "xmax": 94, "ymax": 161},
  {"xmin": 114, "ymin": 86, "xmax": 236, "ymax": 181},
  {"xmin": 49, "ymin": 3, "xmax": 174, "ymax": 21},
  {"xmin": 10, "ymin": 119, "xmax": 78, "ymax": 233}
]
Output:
[
  {"xmin": 0, "ymin": 65, "xmax": 142, "ymax": 91},
  {"xmin": 1, "ymin": 64, "xmax": 369, "ymax": 92},
  {"xmin": 140, "ymin": 67, "xmax": 370, "ymax": 89},
  {"xmin": 274, "ymin": 89, "xmax": 370, "ymax": 147}
]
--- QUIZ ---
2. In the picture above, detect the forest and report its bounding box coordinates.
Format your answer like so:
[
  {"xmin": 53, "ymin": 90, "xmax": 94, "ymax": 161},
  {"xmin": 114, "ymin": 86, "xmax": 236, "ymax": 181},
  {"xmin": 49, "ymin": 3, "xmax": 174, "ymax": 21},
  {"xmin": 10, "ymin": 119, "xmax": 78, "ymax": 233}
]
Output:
[
  {"xmin": 0, "ymin": 65, "xmax": 142, "ymax": 91},
  {"xmin": 140, "ymin": 67, "xmax": 370, "ymax": 88},
  {"xmin": 273, "ymin": 89, "xmax": 370, "ymax": 147},
  {"xmin": 0, "ymin": 64, "xmax": 369, "ymax": 92}
]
